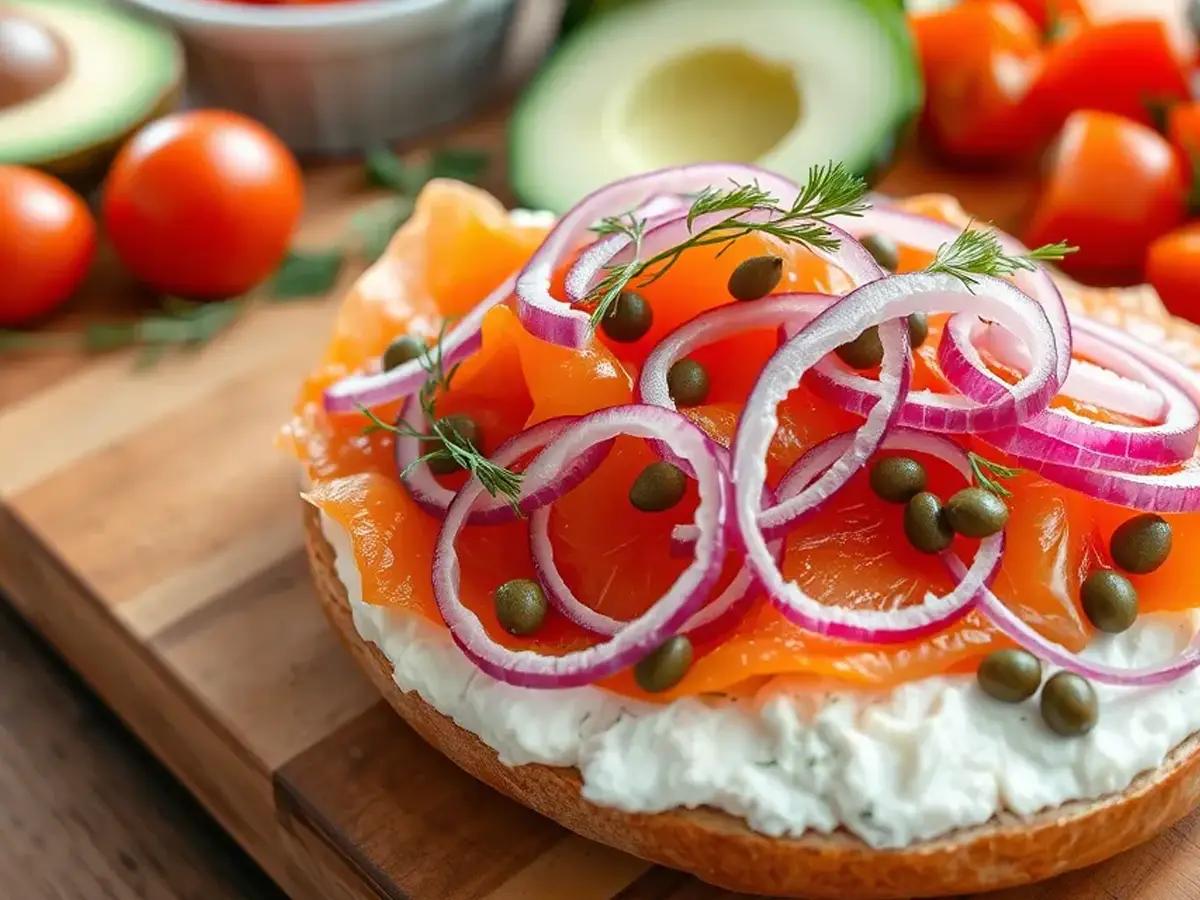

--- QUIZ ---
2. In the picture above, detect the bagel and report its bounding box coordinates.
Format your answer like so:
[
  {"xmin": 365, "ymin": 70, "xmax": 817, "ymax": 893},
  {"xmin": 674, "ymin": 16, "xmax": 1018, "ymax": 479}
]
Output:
[{"xmin": 303, "ymin": 501, "xmax": 1200, "ymax": 900}]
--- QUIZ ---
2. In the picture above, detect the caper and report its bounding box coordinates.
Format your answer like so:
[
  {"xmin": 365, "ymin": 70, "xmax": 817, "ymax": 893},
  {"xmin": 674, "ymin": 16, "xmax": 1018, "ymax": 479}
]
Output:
[
  {"xmin": 601, "ymin": 291, "xmax": 653, "ymax": 343},
  {"xmin": 667, "ymin": 358, "xmax": 710, "ymax": 407},
  {"xmin": 634, "ymin": 635, "xmax": 693, "ymax": 692},
  {"xmin": 869, "ymin": 456, "xmax": 927, "ymax": 504},
  {"xmin": 727, "ymin": 254, "xmax": 784, "ymax": 301},
  {"xmin": 944, "ymin": 487, "xmax": 1010, "ymax": 538},
  {"xmin": 904, "ymin": 492, "xmax": 954, "ymax": 554},
  {"xmin": 860, "ymin": 233, "xmax": 900, "ymax": 272},
  {"xmin": 424, "ymin": 413, "xmax": 480, "ymax": 476},
  {"xmin": 1109, "ymin": 513, "xmax": 1172, "ymax": 574},
  {"xmin": 835, "ymin": 325, "xmax": 884, "ymax": 370},
  {"xmin": 907, "ymin": 312, "xmax": 929, "ymax": 349},
  {"xmin": 629, "ymin": 462, "xmax": 688, "ymax": 512},
  {"xmin": 493, "ymin": 579, "xmax": 547, "ymax": 636},
  {"xmin": 977, "ymin": 648, "xmax": 1043, "ymax": 703},
  {"xmin": 1080, "ymin": 569, "xmax": 1138, "ymax": 634},
  {"xmin": 382, "ymin": 334, "xmax": 424, "ymax": 371},
  {"xmin": 1040, "ymin": 671, "xmax": 1099, "ymax": 737}
]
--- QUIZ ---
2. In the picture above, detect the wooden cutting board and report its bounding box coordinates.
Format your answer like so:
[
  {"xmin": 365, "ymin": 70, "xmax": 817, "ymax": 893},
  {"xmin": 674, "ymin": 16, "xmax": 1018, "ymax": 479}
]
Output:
[{"xmin": 1, "ymin": 98, "xmax": 1198, "ymax": 900}]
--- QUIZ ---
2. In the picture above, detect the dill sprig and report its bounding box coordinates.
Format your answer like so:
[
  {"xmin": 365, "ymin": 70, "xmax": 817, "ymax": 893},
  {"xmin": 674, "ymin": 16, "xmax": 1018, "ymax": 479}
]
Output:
[
  {"xmin": 968, "ymin": 452, "xmax": 1023, "ymax": 499},
  {"xmin": 358, "ymin": 322, "xmax": 523, "ymax": 508},
  {"xmin": 584, "ymin": 162, "xmax": 870, "ymax": 328},
  {"xmin": 926, "ymin": 224, "xmax": 1077, "ymax": 289}
]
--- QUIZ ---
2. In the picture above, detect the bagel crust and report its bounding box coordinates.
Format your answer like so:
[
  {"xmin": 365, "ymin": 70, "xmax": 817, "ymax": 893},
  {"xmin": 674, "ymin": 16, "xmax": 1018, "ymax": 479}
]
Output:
[{"xmin": 303, "ymin": 502, "xmax": 1200, "ymax": 899}]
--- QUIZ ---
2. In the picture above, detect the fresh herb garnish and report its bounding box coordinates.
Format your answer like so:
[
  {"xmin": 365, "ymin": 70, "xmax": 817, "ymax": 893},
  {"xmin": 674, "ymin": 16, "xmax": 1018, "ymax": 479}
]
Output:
[
  {"xmin": 269, "ymin": 248, "xmax": 346, "ymax": 300},
  {"xmin": 968, "ymin": 452, "xmax": 1023, "ymax": 499},
  {"xmin": 0, "ymin": 297, "xmax": 249, "ymax": 361},
  {"xmin": 583, "ymin": 162, "xmax": 870, "ymax": 328},
  {"xmin": 926, "ymin": 225, "xmax": 1077, "ymax": 289},
  {"xmin": 357, "ymin": 322, "xmax": 523, "ymax": 508}
]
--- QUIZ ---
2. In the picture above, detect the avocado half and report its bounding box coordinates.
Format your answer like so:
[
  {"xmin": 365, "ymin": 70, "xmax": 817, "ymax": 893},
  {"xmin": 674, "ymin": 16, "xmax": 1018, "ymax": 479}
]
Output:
[
  {"xmin": 0, "ymin": 0, "xmax": 183, "ymax": 187},
  {"xmin": 510, "ymin": 0, "xmax": 922, "ymax": 214}
]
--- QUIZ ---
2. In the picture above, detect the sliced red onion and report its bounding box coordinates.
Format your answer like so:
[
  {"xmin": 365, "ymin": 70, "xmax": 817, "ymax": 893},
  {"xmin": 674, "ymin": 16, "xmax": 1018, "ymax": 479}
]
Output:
[
  {"xmin": 529, "ymin": 505, "xmax": 777, "ymax": 641},
  {"xmin": 563, "ymin": 197, "xmax": 689, "ymax": 303},
  {"xmin": 946, "ymin": 555, "xmax": 1200, "ymax": 686},
  {"xmin": 433, "ymin": 405, "xmax": 727, "ymax": 688},
  {"xmin": 941, "ymin": 314, "xmax": 1198, "ymax": 467},
  {"xmin": 639, "ymin": 292, "xmax": 834, "ymax": 410},
  {"xmin": 747, "ymin": 273, "xmax": 1055, "ymax": 546},
  {"xmin": 757, "ymin": 428, "xmax": 1003, "ymax": 643},
  {"xmin": 834, "ymin": 204, "xmax": 1072, "ymax": 387},
  {"xmin": 394, "ymin": 404, "xmax": 613, "ymax": 524},
  {"xmin": 515, "ymin": 164, "xmax": 802, "ymax": 348},
  {"xmin": 807, "ymin": 279, "xmax": 1058, "ymax": 434},
  {"xmin": 322, "ymin": 274, "xmax": 513, "ymax": 414},
  {"xmin": 978, "ymin": 321, "xmax": 1166, "ymax": 422},
  {"xmin": 1020, "ymin": 453, "xmax": 1200, "ymax": 513},
  {"xmin": 531, "ymin": 468, "xmax": 781, "ymax": 641}
]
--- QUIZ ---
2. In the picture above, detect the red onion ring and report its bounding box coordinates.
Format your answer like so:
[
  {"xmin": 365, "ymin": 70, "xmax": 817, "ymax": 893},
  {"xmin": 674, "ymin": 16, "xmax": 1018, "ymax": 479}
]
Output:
[
  {"xmin": 835, "ymin": 203, "xmax": 1072, "ymax": 387},
  {"xmin": 515, "ymin": 164, "xmax": 803, "ymax": 348},
  {"xmin": 763, "ymin": 428, "xmax": 1003, "ymax": 643},
  {"xmin": 393, "ymin": 402, "xmax": 613, "ymax": 524},
  {"xmin": 750, "ymin": 273, "xmax": 1055, "ymax": 545},
  {"xmin": 731, "ymin": 276, "xmax": 1041, "ymax": 642},
  {"xmin": 433, "ymin": 405, "xmax": 727, "ymax": 688},
  {"xmin": 807, "ymin": 280, "xmax": 1059, "ymax": 434},
  {"xmin": 529, "ymin": 502, "xmax": 778, "ymax": 641},
  {"xmin": 946, "ymin": 556, "xmax": 1200, "ymax": 686},
  {"xmin": 941, "ymin": 314, "xmax": 1198, "ymax": 468},
  {"xmin": 638, "ymin": 292, "xmax": 835, "ymax": 410},
  {"xmin": 978, "ymin": 322, "xmax": 1166, "ymax": 422},
  {"xmin": 322, "ymin": 274, "xmax": 514, "ymax": 414},
  {"xmin": 563, "ymin": 196, "xmax": 690, "ymax": 303}
]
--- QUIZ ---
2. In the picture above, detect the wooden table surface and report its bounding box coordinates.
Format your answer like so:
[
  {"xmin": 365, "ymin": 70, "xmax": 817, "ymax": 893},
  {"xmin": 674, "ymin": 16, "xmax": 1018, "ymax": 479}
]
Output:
[{"xmin": 0, "ymin": 594, "xmax": 284, "ymax": 900}]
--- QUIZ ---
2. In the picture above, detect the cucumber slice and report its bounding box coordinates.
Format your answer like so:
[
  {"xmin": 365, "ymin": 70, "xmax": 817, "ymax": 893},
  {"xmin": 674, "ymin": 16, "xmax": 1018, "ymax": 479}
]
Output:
[{"xmin": 510, "ymin": 0, "xmax": 922, "ymax": 213}]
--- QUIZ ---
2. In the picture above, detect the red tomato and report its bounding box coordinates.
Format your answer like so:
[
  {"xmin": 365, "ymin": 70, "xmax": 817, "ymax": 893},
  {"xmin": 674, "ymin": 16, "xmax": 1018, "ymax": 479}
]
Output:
[
  {"xmin": 910, "ymin": 1, "xmax": 1050, "ymax": 163},
  {"xmin": 102, "ymin": 109, "xmax": 304, "ymax": 299},
  {"xmin": 1029, "ymin": 20, "xmax": 1191, "ymax": 134},
  {"xmin": 0, "ymin": 165, "xmax": 96, "ymax": 327},
  {"xmin": 1025, "ymin": 111, "xmax": 1187, "ymax": 280},
  {"xmin": 1146, "ymin": 223, "xmax": 1200, "ymax": 321}
]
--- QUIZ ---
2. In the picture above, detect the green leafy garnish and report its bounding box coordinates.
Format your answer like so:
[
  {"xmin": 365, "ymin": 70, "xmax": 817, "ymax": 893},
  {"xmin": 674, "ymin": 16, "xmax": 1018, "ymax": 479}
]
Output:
[
  {"xmin": 356, "ymin": 322, "xmax": 523, "ymax": 508},
  {"xmin": 584, "ymin": 162, "xmax": 869, "ymax": 328},
  {"xmin": 925, "ymin": 225, "xmax": 1077, "ymax": 289},
  {"xmin": 968, "ymin": 452, "xmax": 1023, "ymax": 499},
  {"xmin": 269, "ymin": 249, "xmax": 346, "ymax": 299},
  {"xmin": 1, "ymin": 297, "xmax": 249, "ymax": 361}
]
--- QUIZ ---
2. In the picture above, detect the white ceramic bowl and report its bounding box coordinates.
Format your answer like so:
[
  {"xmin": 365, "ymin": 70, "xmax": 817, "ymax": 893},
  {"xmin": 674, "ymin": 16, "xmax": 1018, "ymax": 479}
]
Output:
[{"xmin": 114, "ymin": 0, "xmax": 519, "ymax": 155}]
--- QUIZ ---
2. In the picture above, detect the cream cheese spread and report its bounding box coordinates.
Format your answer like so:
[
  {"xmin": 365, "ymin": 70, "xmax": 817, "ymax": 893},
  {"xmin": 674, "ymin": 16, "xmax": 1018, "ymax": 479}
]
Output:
[{"xmin": 322, "ymin": 512, "xmax": 1200, "ymax": 849}]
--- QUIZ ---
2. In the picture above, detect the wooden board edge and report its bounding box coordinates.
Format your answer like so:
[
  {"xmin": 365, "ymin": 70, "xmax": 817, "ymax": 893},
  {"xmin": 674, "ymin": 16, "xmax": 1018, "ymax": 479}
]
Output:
[{"xmin": 0, "ymin": 503, "xmax": 331, "ymax": 900}]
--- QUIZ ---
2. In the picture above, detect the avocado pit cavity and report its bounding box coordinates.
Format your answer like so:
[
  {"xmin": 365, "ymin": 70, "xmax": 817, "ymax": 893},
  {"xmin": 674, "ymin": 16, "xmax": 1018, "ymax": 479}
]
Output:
[
  {"xmin": 0, "ymin": 8, "xmax": 68, "ymax": 110},
  {"xmin": 618, "ymin": 46, "xmax": 800, "ymax": 168}
]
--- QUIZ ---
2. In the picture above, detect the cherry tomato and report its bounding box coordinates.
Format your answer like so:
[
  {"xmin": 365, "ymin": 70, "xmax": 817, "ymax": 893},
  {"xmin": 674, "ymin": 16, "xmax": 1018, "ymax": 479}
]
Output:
[
  {"xmin": 102, "ymin": 109, "xmax": 304, "ymax": 299},
  {"xmin": 1029, "ymin": 20, "xmax": 1191, "ymax": 134},
  {"xmin": 1146, "ymin": 223, "xmax": 1200, "ymax": 321},
  {"xmin": 1025, "ymin": 111, "xmax": 1187, "ymax": 279},
  {"xmin": 910, "ymin": 1, "xmax": 1050, "ymax": 164},
  {"xmin": 0, "ymin": 165, "xmax": 96, "ymax": 327}
]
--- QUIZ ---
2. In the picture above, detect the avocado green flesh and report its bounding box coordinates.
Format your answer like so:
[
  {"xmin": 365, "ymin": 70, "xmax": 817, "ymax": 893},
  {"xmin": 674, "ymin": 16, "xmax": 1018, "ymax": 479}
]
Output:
[
  {"xmin": 511, "ymin": 0, "xmax": 922, "ymax": 214},
  {"xmin": 0, "ymin": 0, "xmax": 182, "ymax": 168}
]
